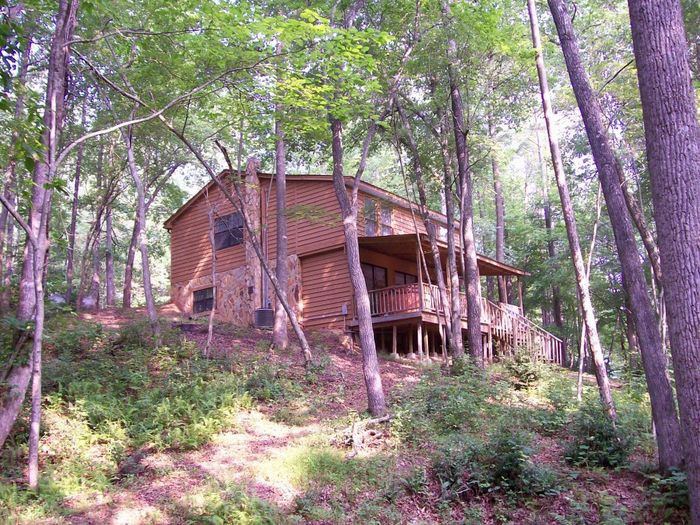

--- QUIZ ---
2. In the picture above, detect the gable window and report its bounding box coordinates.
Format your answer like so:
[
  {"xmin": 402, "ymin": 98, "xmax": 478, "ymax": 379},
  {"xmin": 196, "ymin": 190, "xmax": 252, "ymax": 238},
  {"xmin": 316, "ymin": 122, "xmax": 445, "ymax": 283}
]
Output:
[
  {"xmin": 361, "ymin": 262, "xmax": 387, "ymax": 291},
  {"xmin": 380, "ymin": 204, "xmax": 393, "ymax": 235},
  {"xmin": 193, "ymin": 287, "xmax": 214, "ymax": 313},
  {"xmin": 363, "ymin": 199, "xmax": 377, "ymax": 236},
  {"xmin": 395, "ymin": 271, "xmax": 418, "ymax": 285},
  {"xmin": 214, "ymin": 212, "xmax": 244, "ymax": 250}
]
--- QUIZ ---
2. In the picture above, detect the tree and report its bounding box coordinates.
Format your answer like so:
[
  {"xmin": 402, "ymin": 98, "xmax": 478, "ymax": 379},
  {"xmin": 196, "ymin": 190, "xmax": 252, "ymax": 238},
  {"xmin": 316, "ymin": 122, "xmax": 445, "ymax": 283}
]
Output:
[
  {"xmin": 526, "ymin": 0, "xmax": 616, "ymax": 419},
  {"xmin": 547, "ymin": 0, "xmax": 684, "ymax": 472},
  {"xmin": 0, "ymin": 0, "xmax": 80, "ymax": 489},
  {"xmin": 441, "ymin": 0, "xmax": 483, "ymax": 365},
  {"xmin": 627, "ymin": 0, "xmax": 700, "ymax": 517},
  {"xmin": 273, "ymin": 46, "xmax": 289, "ymax": 350}
]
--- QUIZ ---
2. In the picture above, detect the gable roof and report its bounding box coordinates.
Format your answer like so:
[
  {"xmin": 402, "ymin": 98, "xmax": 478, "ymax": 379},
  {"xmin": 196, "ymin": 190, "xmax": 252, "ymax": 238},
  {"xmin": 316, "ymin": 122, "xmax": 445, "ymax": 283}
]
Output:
[{"xmin": 163, "ymin": 171, "xmax": 448, "ymax": 231}]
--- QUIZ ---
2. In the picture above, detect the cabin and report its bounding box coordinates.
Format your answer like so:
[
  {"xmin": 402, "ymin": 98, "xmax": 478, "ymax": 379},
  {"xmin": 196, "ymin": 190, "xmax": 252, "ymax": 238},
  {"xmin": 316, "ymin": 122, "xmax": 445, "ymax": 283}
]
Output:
[{"xmin": 164, "ymin": 159, "xmax": 564, "ymax": 364}]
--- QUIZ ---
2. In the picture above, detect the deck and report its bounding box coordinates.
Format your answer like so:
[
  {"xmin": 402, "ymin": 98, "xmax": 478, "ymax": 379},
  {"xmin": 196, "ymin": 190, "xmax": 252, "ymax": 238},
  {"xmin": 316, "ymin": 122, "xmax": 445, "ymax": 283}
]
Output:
[{"xmin": 351, "ymin": 282, "xmax": 565, "ymax": 364}]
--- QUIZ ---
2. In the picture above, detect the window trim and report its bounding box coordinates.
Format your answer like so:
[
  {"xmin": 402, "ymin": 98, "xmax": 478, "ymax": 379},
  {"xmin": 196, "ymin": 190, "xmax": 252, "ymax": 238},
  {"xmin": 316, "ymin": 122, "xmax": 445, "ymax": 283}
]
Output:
[
  {"xmin": 193, "ymin": 286, "xmax": 215, "ymax": 314},
  {"xmin": 361, "ymin": 262, "xmax": 388, "ymax": 291},
  {"xmin": 363, "ymin": 198, "xmax": 378, "ymax": 236},
  {"xmin": 379, "ymin": 204, "xmax": 393, "ymax": 235},
  {"xmin": 214, "ymin": 212, "xmax": 244, "ymax": 251},
  {"xmin": 394, "ymin": 271, "xmax": 418, "ymax": 285}
]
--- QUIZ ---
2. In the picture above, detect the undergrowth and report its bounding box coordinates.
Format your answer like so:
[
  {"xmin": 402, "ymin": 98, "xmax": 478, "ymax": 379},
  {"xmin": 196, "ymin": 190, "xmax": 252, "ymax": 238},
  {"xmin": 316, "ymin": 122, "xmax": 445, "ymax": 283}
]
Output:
[{"xmin": 0, "ymin": 315, "xmax": 266, "ymax": 522}]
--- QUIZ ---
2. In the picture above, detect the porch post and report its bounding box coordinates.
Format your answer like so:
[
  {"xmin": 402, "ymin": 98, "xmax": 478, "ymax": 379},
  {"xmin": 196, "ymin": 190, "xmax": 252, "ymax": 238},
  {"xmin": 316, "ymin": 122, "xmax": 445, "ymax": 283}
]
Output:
[
  {"xmin": 416, "ymin": 240, "xmax": 424, "ymax": 310},
  {"xmin": 416, "ymin": 321, "xmax": 423, "ymax": 360},
  {"xmin": 408, "ymin": 325, "xmax": 415, "ymax": 359},
  {"xmin": 392, "ymin": 325, "xmax": 398, "ymax": 357},
  {"xmin": 517, "ymin": 276, "xmax": 524, "ymax": 315},
  {"xmin": 424, "ymin": 328, "xmax": 430, "ymax": 361}
]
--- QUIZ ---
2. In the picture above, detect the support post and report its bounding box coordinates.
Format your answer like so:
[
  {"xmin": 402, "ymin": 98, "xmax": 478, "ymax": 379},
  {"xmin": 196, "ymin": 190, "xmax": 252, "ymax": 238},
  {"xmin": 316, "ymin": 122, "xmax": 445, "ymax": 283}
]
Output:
[
  {"xmin": 416, "ymin": 241, "xmax": 424, "ymax": 310},
  {"xmin": 416, "ymin": 321, "xmax": 423, "ymax": 360},
  {"xmin": 518, "ymin": 276, "xmax": 525, "ymax": 315},
  {"xmin": 392, "ymin": 325, "xmax": 398, "ymax": 357},
  {"xmin": 424, "ymin": 328, "xmax": 430, "ymax": 361}
]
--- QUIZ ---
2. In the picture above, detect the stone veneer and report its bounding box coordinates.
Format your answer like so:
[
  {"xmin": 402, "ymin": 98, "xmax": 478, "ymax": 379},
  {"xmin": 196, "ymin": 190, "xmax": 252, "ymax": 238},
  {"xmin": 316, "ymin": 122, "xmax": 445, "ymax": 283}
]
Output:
[{"xmin": 171, "ymin": 254, "xmax": 302, "ymax": 325}]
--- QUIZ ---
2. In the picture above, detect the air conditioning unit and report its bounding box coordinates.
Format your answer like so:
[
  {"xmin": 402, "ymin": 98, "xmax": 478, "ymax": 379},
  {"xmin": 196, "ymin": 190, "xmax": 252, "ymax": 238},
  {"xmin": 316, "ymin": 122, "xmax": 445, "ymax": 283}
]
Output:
[{"xmin": 254, "ymin": 308, "xmax": 274, "ymax": 329}]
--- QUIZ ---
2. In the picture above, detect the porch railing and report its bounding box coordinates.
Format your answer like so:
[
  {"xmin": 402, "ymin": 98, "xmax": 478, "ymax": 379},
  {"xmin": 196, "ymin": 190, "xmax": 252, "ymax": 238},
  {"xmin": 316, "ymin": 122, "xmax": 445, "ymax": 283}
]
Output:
[{"xmin": 361, "ymin": 282, "xmax": 564, "ymax": 364}]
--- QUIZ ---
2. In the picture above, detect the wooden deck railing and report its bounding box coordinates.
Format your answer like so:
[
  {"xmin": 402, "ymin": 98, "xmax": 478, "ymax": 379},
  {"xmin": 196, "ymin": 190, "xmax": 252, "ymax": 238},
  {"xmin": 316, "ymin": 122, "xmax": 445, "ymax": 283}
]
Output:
[{"xmin": 362, "ymin": 282, "xmax": 564, "ymax": 364}]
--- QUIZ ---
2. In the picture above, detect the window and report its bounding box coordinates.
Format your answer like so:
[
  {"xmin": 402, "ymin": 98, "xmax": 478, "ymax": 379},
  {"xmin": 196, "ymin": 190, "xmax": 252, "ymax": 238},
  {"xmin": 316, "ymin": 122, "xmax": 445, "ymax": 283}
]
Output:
[
  {"xmin": 361, "ymin": 263, "xmax": 387, "ymax": 291},
  {"xmin": 395, "ymin": 271, "xmax": 418, "ymax": 285},
  {"xmin": 193, "ymin": 287, "xmax": 214, "ymax": 313},
  {"xmin": 380, "ymin": 204, "xmax": 393, "ymax": 235},
  {"xmin": 363, "ymin": 199, "xmax": 377, "ymax": 236},
  {"xmin": 214, "ymin": 212, "xmax": 244, "ymax": 250}
]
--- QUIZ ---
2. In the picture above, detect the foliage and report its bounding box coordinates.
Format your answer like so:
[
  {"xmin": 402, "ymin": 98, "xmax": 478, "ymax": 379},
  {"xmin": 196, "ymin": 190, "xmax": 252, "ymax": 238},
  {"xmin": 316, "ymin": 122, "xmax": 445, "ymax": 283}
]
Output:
[
  {"xmin": 643, "ymin": 469, "xmax": 690, "ymax": 522},
  {"xmin": 564, "ymin": 401, "xmax": 632, "ymax": 469},
  {"xmin": 0, "ymin": 315, "xmax": 255, "ymax": 521},
  {"xmin": 502, "ymin": 347, "xmax": 543, "ymax": 389},
  {"xmin": 432, "ymin": 428, "xmax": 560, "ymax": 501},
  {"xmin": 391, "ymin": 363, "xmax": 497, "ymax": 441},
  {"xmin": 186, "ymin": 482, "xmax": 286, "ymax": 525}
]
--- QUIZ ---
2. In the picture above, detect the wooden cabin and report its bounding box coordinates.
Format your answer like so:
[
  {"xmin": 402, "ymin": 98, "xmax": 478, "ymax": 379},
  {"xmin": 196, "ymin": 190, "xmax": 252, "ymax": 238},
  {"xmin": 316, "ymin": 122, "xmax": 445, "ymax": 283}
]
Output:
[{"xmin": 164, "ymin": 160, "xmax": 564, "ymax": 364}]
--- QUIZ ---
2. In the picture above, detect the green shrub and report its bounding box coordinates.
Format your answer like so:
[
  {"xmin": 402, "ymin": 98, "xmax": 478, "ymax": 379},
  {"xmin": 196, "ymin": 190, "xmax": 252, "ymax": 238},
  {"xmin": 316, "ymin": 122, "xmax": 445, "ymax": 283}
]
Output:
[
  {"xmin": 564, "ymin": 401, "xmax": 632, "ymax": 468},
  {"xmin": 502, "ymin": 348, "xmax": 542, "ymax": 389},
  {"xmin": 644, "ymin": 469, "xmax": 689, "ymax": 521},
  {"xmin": 244, "ymin": 363, "xmax": 286, "ymax": 401},
  {"xmin": 433, "ymin": 429, "xmax": 560, "ymax": 501},
  {"xmin": 187, "ymin": 482, "xmax": 285, "ymax": 525},
  {"xmin": 392, "ymin": 366, "xmax": 495, "ymax": 441}
]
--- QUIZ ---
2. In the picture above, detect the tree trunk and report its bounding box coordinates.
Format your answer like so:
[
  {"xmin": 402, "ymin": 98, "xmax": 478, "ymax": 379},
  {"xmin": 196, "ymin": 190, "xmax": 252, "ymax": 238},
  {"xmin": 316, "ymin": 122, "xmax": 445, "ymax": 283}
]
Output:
[
  {"xmin": 627, "ymin": 0, "xmax": 700, "ymax": 513},
  {"xmin": 330, "ymin": 118, "xmax": 386, "ymax": 416},
  {"xmin": 536, "ymin": 126, "xmax": 564, "ymax": 328},
  {"xmin": 204, "ymin": 206, "xmax": 217, "ymax": 357},
  {"xmin": 0, "ymin": 33, "xmax": 32, "ymax": 315},
  {"xmin": 441, "ymin": 129, "xmax": 465, "ymax": 357},
  {"xmin": 65, "ymin": 100, "xmax": 86, "ymax": 305},
  {"xmin": 273, "ymin": 103, "xmax": 289, "ymax": 350},
  {"xmin": 396, "ymin": 105, "xmax": 456, "ymax": 356},
  {"xmin": 489, "ymin": 116, "xmax": 508, "ymax": 304},
  {"xmin": 527, "ymin": 0, "xmax": 617, "ymax": 420},
  {"xmin": 105, "ymin": 205, "xmax": 115, "ymax": 306},
  {"xmin": 122, "ymin": 215, "xmax": 138, "ymax": 308},
  {"xmin": 442, "ymin": 0, "xmax": 483, "ymax": 365},
  {"xmin": 577, "ymin": 183, "xmax": 602, "ymax": 402},
  {"xmin": 547, "ymin": 0, "xmax": 683, "ymax": 472},
  {"xmin": 0, "ymin": 0, "xmax": 78, "ymax": 482},
  {"xmin": 123, "ymin": 126, "xmax": 161, "ymax": 345}
]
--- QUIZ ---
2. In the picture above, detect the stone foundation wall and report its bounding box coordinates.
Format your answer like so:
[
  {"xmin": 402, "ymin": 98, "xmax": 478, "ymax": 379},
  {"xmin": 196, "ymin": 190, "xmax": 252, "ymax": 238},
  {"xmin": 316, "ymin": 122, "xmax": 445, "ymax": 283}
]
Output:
[{"xmin": 171, "ymin": 254, "xmax": 303, "ymax": 326}]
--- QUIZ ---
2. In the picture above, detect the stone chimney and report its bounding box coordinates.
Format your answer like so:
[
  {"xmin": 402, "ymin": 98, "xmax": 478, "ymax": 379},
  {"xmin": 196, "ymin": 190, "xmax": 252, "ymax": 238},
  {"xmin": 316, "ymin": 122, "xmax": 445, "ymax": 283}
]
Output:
[{"xmin": 243, "ymin": 157, "xmax": 262, "ymax": 317}]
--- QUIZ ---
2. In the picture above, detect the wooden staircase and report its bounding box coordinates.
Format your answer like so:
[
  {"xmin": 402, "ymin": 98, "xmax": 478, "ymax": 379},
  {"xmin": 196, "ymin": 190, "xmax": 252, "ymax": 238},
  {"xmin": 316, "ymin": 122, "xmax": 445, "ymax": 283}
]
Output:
[{"xmin": 483, "ymin": 299, "xmax": 565, "ymax": 365}]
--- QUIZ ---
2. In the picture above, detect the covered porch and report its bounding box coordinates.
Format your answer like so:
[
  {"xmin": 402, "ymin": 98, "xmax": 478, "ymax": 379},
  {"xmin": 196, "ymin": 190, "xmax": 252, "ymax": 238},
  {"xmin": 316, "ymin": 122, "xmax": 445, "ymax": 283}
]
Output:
[{"xmin": 348, "ymin": 234, "xmax": 564, "ymax": 364}]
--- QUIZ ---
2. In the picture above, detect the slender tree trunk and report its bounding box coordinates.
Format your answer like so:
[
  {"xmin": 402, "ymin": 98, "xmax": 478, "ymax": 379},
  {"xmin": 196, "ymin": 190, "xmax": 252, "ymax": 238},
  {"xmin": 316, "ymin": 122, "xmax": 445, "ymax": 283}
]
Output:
[
  {"xmin": 577, "ymin": 183, "xmax": 602, "ymax": 402},
  {"xmin": 123, "ymin": 126, "xmax": 161, "ymax": 345},
  {"xmin": 65, "ymin": 100, "xmax": 87, "ymax": 305},
  {"xmin": 489, "ymin": 116, "xmax": 508, "ymax": 304},
  {"xmin": 330, "ymin": 118, "xmax": 386, "ymax": 416},
  {"xmin": 396, "ymin": 105, "xmax": 457, "ymax": 355},
  {"xmin": 536, "ymin": 126, "xmax": 564, "ymax": 328},
  {"xmin": 627, "ymin": 0, "xmax": 700, "ymax": 513},
  {"xmin": 122, "ymin": 167, "xmax": 177, "ymax": 309},
  {"xmin": 0, "ymin": 0, "xmax": 78, "ymax": 482},
  {"xmin": 0, "ymin": 34, "xmax": 32, "ymax": 315},
  {"xmin": 122, "ymin": 216, "xmax": 138, "ymax": 309},
  {"xmin": 273, "ymin": 99, "xmax": 289, "ymax": 349},
  {"xmin": 441, "ymin": 128, "xmax": 465, "ymax": 357},
  {"xmin": 442, "ymin": 0, "xmax": 483, "ymax": 365},
  {"xmin": 105, "ymin": 205, "xmax": 115, "ymax": 306},
  {"xmin": 527, "ymin": 0, "xmax": 616, "ymax": 420},
  {"xmin": 204, "ymin": 206, "xmax": 216, "ymax": 357},
  {"xmin": 547, "ymin": 0, "xmax": 683, "ymax": 472}
]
